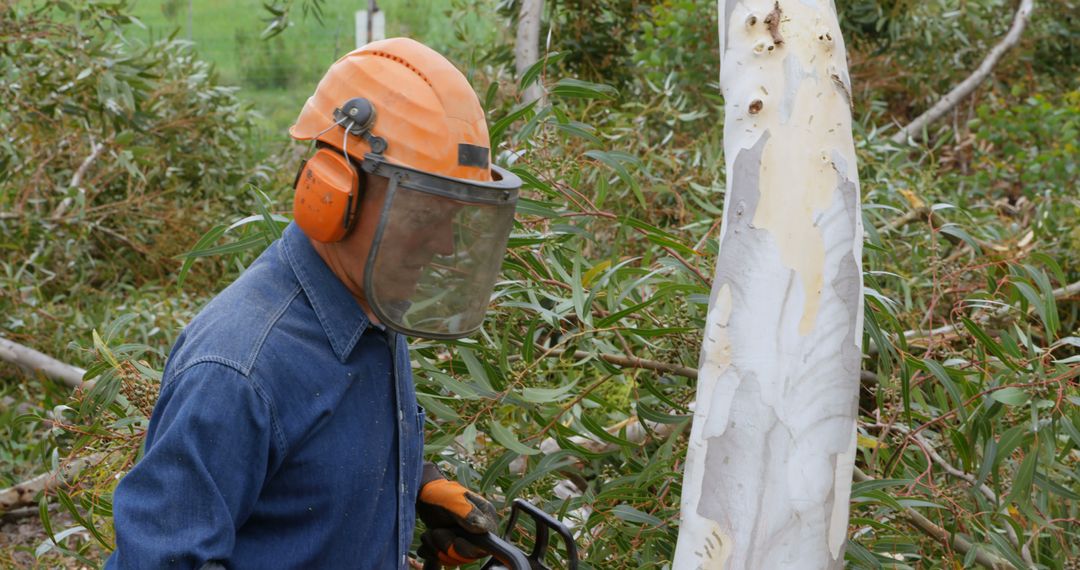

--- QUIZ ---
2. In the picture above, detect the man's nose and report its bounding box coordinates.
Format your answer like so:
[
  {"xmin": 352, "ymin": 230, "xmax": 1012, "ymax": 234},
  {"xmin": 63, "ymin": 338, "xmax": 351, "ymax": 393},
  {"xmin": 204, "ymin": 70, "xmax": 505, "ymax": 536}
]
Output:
[{"xmin": 428, "ymin": 217, "xmax": 455, "ymax": 256}]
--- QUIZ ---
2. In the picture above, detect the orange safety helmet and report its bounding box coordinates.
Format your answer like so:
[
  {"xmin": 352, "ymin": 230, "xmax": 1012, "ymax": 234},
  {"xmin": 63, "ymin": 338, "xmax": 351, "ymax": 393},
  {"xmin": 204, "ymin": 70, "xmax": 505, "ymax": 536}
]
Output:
[
  {"xmin": 290, "ymin": 37, "xmax": 506, "ymax": 243},
  {"xmin": 288, "ymin": 38, "xmax": 521, "ymax": 339},
  {"xmin": 291, "ymin": 37, "xmax": 492, "ymax": 182}
]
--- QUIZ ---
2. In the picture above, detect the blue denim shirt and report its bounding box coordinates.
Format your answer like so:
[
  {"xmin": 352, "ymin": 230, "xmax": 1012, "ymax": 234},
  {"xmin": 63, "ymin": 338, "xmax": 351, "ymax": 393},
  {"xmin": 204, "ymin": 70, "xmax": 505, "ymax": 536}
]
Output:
[{"xmin": 107, "ymin": 223, "xmax": 424, "ymax": 569}]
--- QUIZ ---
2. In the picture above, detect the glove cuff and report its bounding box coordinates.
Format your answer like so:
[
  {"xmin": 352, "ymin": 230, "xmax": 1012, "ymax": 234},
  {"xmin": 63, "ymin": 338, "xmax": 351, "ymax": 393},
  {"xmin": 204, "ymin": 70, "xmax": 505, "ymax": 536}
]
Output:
[{"xmin": 420, "ymin": 460, "xmax": 446, "ymax": 490}]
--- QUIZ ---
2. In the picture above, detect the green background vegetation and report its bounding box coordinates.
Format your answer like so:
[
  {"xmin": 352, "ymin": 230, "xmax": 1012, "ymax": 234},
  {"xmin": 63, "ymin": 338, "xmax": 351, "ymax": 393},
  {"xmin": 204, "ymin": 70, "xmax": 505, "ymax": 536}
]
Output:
[{"xmin": 1, "ymin": 0, "xmax": 1077, "ymax": 567}]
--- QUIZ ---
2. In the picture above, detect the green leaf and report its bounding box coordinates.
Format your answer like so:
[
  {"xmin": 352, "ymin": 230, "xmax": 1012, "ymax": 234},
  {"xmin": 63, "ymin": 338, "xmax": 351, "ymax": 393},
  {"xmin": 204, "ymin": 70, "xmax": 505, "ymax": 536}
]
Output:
[
  {"xmin": 39, "ymin": 495, "xmax": 55, "ymax": 546},
  {"xmin": 844, "ymin": 539, "xmax": 883, "ymax": 568},
  {"xmin": 457, "ymin": 348, "xmax": 496, "ymax": 393},
  {"xmin": 91, "ymin": 329, "xmax": 120, "ymax": 369},
  {"xmin": 938, "ymin": 224, "xmax": 982, "ymax": 252},
  {"xmin": 414, "ymin": 393, "xmax": 461, "ymax": 421},
  {"xmin": 554, "ymin": 121, "xmax": 601, "ymax": 144},
  {"xmin": 922, "ymin": 358, "xmax": 966, "ymax": 419},
  {"xmin": 488, "ymin": 421, "xmax": 539, "ymax": 455},
  {"xmin": 102, "ymin": 313, "xmax": 138, "ymax": 345},
  {"xmin": 176, "ymin": 223, "xmax": 227, "ymax": 289},
  {"xmin": 250, "ymin": 186, "xmax": 284, "ymax": 241},
  {"xmin": 509, "ymin": 166, "xmax": 558, "ymax": 198},
  {"xmin": 56, "ymin": 489, "xmax": 110, "ymax": 549},
  {"xmin": 1006, "ymin": 450, "xmax": 1038, "ymax": 509},
  {"xmin": 179, "ymin": 234, "xmax": 270, "ymax": 259},
  {"xmin": 990, "ymin": 387, "xmax": 1030, "ymax": 406},
  {"xmin": 585, "ymin": 150, "xmax": 643, "ymax": 207},
  {"xmin": 34, "ymin": 525, "xmax": 89, "ymax": 558},
  {"xmin": 635, "ymin": 401, "xmax": 690, "ymax": 425},
  {"xmin": 961, "ymin": 317, "xmax": 1016, "ymax": 369},
  {"xmin": 518, "ymin": 51, "xmax": 568, "ymax": 91},
  {"xmin": 478, "ymin": 451, "xmax": 518, "ymax": 493},
  {"xmin": 551, "ymin": 77, "xmax": 618, "ymax": 100},
  {"xmin": 571, "ymin": 255, "xmax": 586, "ymax": 321},
  {"xmin": 1034, "ymin": 472, "xmax": 1080, "ymax": 500},
  {"xmin": 1013, "ymin": 281, "xmax": 1053, "ymax": 336},
  {"xmin": 985, "ymin": 528, "xmax": 1030, "ymax": 570},
  {"xmin": 851, "ymin": 478, "xmax": 915, "ymax": 496},
  {"xmin": 611, "ymin": 504, "xmax": 663, "ymax": 526},
  {"xmin": 515, "ymin": 198, "xmax": 561, "ymax": 218},
  {"xmin": 522, "ymin": 381, "xmax": 579, "ymax": 403},
  {"xmin": 579, "ymin": 413, "xmax": 637, "ymax": 448},
  {"xmin": 489, "ymin": 100, "xmax": 538, "ymax": 149}
]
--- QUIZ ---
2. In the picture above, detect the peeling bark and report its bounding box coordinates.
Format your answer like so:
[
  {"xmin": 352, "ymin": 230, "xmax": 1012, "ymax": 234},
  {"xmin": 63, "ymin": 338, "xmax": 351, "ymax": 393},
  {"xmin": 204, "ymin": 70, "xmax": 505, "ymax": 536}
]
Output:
[{"xmin": 674, "ymin": 1, "xmax": 863, "ymax": 567}]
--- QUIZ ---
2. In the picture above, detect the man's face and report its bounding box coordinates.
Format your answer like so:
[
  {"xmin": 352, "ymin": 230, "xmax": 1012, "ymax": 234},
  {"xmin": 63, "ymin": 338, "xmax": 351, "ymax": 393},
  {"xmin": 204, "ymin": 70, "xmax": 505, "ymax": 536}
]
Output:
[{"xmin": 337, "ymin": 174, "xmax": 459, "ymax": 304}]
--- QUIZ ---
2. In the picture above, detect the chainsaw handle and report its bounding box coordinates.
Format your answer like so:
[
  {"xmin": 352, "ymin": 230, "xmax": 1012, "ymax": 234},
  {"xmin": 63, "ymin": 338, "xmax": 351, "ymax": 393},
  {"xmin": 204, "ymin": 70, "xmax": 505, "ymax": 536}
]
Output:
[
  {"xmin": 420, "ymin": 499, "xmax": 579, "ymax": 570},
  {"xmin": 482, "ymin": 499, "xmax": 579, "ymax": 570},
  {"xmin": 420, "ymin": 531, "xmax": 532, "ymax": 570}
]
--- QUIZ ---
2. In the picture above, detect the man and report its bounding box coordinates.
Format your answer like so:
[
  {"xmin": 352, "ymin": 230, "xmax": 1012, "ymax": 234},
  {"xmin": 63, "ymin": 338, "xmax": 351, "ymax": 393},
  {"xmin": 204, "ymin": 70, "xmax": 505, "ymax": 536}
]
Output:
[{"xmin": 107, "ymin": 38, "xmax": 521, "ymax": 569}]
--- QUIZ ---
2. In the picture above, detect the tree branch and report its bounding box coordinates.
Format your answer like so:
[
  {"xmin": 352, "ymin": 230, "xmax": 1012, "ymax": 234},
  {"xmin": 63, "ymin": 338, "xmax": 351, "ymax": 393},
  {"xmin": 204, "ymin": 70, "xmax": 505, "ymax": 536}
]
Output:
[
  {"xmin": 52, "ymin": 139, "xmax": 106, "ymax": 219},
  {"xmin": 870, "ymin": 278, "xmax": 1080, "ymax": 356},
  {"xmin": 0, "ymin": 336, "xmax": 86, "ymax": 389},
  {"xmin": 542, "ymin": 346, "xmax": 699, "ymax": 379},
  {"xmin": 0, "ymin": 454, "xmax": 99, "ymax": 514},
  {"xmin": 853, "ymin": 467, "xmax": 1016, "ymax": 569},
  {"xmin": 904, "ymin": 278, "xmax": 1080, "ymax": 344},
  {"xmin": 892, "ymin": 424, "xmax": 1034, "ymax": 566},
  {"xmin": 891, "ymin": 0, "xmax": 1035, "ymax": 145}
]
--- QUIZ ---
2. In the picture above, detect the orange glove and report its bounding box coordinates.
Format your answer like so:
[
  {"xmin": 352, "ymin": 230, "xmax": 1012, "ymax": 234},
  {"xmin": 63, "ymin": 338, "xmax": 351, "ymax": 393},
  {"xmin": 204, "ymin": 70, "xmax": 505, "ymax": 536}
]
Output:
[{"xmin": 416, "ymin": 462, "xmax": 498, "ymax": 566}]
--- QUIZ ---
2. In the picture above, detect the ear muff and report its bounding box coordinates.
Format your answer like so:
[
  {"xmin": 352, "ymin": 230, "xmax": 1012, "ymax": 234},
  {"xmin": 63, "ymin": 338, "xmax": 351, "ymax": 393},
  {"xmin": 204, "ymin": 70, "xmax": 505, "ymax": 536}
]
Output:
[{"xmin": 293, "ymin": 148, "xmax": 362, "ymax": 243}]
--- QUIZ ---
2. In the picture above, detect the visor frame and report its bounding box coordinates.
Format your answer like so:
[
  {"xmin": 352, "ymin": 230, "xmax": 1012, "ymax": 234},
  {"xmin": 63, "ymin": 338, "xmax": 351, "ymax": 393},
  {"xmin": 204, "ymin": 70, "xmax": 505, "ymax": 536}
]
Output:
[
  {"xmin": 361, "ymin": 156, "xmax": 520, "ymax": 340},
  {"xmin": 360, "ymin": 153, "xmax": 521, "ymax": 205}
]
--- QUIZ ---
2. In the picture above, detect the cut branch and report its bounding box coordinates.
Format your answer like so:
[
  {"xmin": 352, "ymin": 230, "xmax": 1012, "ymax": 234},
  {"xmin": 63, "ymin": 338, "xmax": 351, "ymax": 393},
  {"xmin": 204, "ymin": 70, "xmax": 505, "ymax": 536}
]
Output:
[
  {"xmin": 0, "ymin": 336, "xmax": 86, "ymax": 389},
  {"xmin": 541, "ymin": 346, "xmax": 699, "ymax": 379},
  {"xmin": 904, "ymin": 278, "xmax": 1080, "ymax": 344},
  {"xmin": 52, "ymin": 139, "xmax": 106, "ymax": 219},
  {"xmin": 509, "ymin": 407, "xmax": 687, "ymax": 476},
  {"xmin": 891, "ymin": 0, "xmax": 1035, "ymax": 144},
  {"xmin": 891, "ymin": 424, "xmax": 1034, "ymax": 566},
  {"xmin": 0, "ymin": 454, "xmax": 99, "ymax": 514},
  {"xmin": 853, "ymin": 467, "xmax": 1016, "ymax": 570},
  {"xmin": 530, "ymin": 346, "xmax": 884, "ymax": 388},
  {"xmin": 870, "ymin": 278, "xmax": 1080, "ymax": 356}
]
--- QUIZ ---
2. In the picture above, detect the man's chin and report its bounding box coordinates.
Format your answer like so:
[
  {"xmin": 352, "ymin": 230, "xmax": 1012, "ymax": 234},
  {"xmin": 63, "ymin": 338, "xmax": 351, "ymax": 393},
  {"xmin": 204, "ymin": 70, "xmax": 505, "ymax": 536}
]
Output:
[{"xmin": 379, "ymin": 283, "xmax": 420, "ymax": 305}]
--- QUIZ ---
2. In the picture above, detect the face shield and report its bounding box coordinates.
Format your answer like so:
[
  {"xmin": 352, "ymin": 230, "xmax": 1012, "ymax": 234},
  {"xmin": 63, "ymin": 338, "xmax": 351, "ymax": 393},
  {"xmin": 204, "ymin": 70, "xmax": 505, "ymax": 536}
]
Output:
[{"xmin": 360, "ymin": 156, "xmax": 520, "ymax": 339}]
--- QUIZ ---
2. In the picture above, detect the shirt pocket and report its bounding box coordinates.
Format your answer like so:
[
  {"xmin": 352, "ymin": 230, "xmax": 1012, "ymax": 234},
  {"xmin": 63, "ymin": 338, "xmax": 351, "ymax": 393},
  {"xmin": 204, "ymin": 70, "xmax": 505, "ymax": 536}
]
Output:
[{"xmin": 415, "ymin": 405, "xmax": 426, "ymax": 444}]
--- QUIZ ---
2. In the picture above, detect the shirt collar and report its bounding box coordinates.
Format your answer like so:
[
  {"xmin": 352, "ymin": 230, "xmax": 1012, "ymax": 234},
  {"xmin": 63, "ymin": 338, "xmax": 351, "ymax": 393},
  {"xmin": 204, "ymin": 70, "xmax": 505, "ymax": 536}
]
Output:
[{"xmin": 281, "ymin": 222, "xmax": 372, "ymax": 362}]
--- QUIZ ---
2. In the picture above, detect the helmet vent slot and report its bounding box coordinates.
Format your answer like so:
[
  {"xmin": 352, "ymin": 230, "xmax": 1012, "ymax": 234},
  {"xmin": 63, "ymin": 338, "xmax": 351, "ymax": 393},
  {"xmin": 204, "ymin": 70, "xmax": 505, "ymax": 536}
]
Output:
[{"xmin": 367, "ymin": 50, "xmax": 433, "ymax": 89}]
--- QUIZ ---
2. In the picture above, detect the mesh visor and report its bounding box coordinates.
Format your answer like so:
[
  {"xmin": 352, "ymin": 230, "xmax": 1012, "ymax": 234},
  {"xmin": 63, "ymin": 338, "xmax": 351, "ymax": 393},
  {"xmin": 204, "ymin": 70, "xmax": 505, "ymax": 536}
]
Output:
[{"xmin": 363, "ymin": 163, "xmax": 518, "ymax": 339}]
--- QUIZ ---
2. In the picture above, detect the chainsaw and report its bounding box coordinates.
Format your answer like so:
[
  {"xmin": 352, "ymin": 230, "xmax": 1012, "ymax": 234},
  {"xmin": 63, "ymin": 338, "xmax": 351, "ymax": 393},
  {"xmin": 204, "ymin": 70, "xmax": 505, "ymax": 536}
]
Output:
[{"xmin": 420, "ymin": 499, "xmax": 579, "ymax": 570}]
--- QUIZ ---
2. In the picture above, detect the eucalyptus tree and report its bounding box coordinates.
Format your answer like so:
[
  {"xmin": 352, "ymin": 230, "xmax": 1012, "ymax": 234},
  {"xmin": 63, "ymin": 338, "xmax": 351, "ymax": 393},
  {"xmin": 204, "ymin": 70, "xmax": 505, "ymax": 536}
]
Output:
[{"xmin": 674, "ymin": 1, "xmax": 863, "ymax": 567}]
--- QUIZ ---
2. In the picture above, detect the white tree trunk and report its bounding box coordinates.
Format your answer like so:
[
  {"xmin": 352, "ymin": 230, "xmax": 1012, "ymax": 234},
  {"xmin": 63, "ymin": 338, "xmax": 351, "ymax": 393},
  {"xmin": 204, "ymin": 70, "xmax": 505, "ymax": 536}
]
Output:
[
  {"xmin": 515, "ymin": 0, "xmax": 544, "ymax": 104},
  {"xmin": 674, "ymin": 1, "xmax": 863, "ymax": 568}
]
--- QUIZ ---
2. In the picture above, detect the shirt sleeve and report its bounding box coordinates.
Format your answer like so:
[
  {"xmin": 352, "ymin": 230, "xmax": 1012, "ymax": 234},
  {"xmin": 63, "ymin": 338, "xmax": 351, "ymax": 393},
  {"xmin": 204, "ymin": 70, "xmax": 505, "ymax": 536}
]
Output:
[{"xmin": 106, "ymin": 361, "xmax": 277, "ymax": 570}]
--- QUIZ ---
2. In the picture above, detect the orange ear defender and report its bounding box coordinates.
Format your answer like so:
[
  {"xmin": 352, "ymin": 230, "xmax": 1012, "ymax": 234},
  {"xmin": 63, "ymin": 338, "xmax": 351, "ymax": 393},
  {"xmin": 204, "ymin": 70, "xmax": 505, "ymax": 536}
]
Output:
[
  {"xmin": 293, "ymin": 97, "xmax": 380, "ymax": 243},
  {"xmin": 292, "ymin": 147, "xmax": 361, "ymax": 243}
]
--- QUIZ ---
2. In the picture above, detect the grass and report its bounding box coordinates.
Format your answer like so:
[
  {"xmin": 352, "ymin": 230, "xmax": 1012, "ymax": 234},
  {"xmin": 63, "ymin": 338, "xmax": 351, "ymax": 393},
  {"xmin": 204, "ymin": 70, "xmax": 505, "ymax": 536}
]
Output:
[{"xmin": 124, "ymin": 0, "xmax": 501, "ymax": 136}]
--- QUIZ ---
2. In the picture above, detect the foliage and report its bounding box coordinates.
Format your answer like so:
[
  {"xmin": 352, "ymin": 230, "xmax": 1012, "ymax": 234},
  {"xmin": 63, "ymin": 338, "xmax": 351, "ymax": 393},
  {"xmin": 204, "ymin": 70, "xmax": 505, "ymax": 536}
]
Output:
[
  {"xmin": 1, "ymin": 0, "xmax": 1078, "ymax": 568},
  {"xmin": 0, "ymin": 0, "xmax": 269, "ymax": 361},
  {"xmin": 843, "ymin": 0, "xmax": 1079, "ymax": 125}
]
